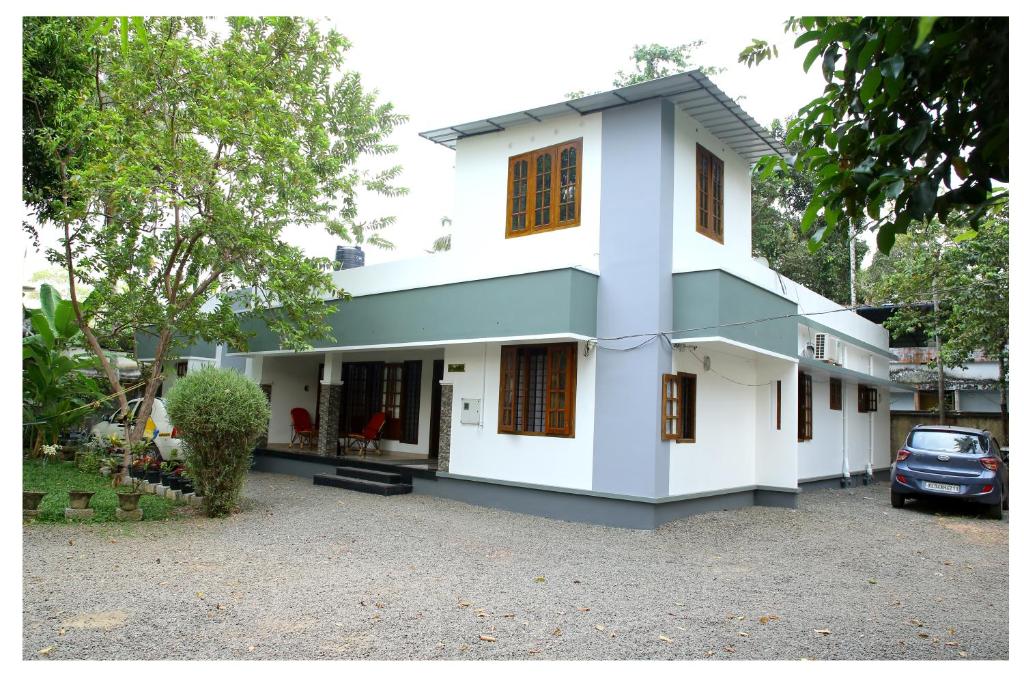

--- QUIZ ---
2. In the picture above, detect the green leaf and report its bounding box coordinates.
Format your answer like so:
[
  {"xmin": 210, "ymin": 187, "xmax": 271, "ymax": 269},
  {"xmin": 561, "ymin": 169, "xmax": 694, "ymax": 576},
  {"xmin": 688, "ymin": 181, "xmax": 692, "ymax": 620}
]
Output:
[
  {"xmin": 38, "ymin": 283, "xmax": 58, "ymax": 325},
  {"xmin": 885, "ymin": 178, "xmax": 905, "ymax": 199},
  {"xmin": 876, "ymin": 224, "xmax": 896, "ymax": 254},
  {"xmin": 856, "ymin": 38, "xmax": 881, "ymax": 72},
  {"xmin": 914, "ymin": 17, "xmax": 939, "ymax": 49},
  {"xmin": 793, "ymin": 30, "xmax": 822, "ymax": 49},
  {"xmin": 880, "ymin": 55, "xmax": 905, "ymax": 80},
  {"xmin": 801, "ymin": 196, "xmax": 825, "ymax": 233},
  {"xmin": 53, "ymin": 300, "xmax": 79, "ymax": 339},
  {"xmin": 952, "ymin": 229, "xmax": 978, "ymax": 243},
  {"xmin": 31, "ymin": 313, "xmax": 55, "ymax": 349},
  {"xmin": 802, "ymin": 44, "xmax": 823, "ymax": 73},
  {"xmin": 860, "ymin": 67, "xmax": 882, "ymax": 105},
  {"xmin": 120, "ymin": 17, "xmax": 129, "ymax": 53}
]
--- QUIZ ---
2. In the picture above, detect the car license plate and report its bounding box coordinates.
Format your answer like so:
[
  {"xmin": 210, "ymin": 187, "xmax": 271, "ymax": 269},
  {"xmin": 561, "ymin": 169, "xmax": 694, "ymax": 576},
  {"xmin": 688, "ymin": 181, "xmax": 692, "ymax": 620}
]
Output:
[{"xmin": 923, "ymin": 481, "xmax": 960, "ymax": 494}]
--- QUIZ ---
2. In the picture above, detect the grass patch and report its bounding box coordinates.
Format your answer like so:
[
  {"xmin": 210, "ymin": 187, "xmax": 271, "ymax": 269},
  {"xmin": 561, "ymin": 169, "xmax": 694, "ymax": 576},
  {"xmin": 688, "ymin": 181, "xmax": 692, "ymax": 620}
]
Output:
[{"xmin": 23, "ymin": 460, "xmax": 185, "ymax": 523}]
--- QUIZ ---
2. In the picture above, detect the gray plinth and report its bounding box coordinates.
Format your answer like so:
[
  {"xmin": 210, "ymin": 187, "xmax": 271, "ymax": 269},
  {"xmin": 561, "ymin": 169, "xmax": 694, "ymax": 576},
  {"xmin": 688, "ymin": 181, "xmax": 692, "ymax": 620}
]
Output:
[
  {"xmin": 115, "ymin": 508, "xmax": 143, "ymax": 521},
  {"xmin": 65, "ymin": 508, "xmax": 95, "ymax": 520}
]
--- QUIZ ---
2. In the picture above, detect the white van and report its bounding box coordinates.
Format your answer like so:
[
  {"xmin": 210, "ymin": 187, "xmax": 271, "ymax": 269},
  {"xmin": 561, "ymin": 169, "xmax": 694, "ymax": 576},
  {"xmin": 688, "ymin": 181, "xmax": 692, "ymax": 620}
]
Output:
[{"xmin": 90, "ymin": 398, "xmax": 183, "ymax": 460}]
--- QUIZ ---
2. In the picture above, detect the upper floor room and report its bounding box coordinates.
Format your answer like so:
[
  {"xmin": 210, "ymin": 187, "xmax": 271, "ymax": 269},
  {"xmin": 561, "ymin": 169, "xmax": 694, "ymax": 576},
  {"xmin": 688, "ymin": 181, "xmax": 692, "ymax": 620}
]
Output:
[{"xmin": 420, "ymin": 70, "xmax": 787, "ymax": 276}]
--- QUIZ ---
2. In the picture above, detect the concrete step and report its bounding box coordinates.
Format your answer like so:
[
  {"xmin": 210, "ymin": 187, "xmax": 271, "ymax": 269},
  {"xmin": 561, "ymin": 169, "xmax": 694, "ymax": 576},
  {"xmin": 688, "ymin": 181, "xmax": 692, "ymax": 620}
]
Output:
[
  {"xmin": 335, "ymin": 466, "xmax": 404, "ymax": 484},
  {"xmin": 312, "ymin": 473, "xmax": 412, "ymax": 496}
]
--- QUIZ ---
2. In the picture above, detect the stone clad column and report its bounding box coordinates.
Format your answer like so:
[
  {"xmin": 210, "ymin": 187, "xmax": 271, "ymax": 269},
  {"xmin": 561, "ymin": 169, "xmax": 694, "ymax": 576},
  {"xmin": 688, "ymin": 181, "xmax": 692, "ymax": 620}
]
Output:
[
  {"xmin": 437, "ymin": 381, "xmax": 453, "ymax": 472},
  {"xmin": 317, "ymin": 352, "xmax": 344, "ymax": 458}
]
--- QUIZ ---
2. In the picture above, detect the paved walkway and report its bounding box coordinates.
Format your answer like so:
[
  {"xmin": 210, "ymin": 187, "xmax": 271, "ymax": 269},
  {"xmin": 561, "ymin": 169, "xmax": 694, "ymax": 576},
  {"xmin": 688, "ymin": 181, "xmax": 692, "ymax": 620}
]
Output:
[{"xmin": 23, "ymin": 473, "xmax": 1008, "ymax": 660}]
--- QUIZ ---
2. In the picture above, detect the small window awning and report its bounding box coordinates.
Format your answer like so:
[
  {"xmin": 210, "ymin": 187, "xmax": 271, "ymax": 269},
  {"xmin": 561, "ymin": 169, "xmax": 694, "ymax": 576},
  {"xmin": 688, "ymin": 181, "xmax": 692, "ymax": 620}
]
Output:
[{"xmin": 419, "ymin": 70, "xmax": 787, "ymax": 163}]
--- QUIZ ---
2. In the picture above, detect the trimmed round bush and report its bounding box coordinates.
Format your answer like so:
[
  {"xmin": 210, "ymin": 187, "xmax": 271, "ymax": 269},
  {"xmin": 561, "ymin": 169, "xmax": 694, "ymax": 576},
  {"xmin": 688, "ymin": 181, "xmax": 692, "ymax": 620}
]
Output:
[{"xmin": 165, "ymin": 366, "xmax": 270, "ymax": 517}]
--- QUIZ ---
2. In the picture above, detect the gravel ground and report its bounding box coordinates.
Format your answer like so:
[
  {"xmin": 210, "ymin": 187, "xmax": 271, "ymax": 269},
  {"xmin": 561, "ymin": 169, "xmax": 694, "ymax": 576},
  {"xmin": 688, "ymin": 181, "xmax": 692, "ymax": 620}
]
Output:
[{"xmin": 23, "ymin": 472, "xmax": 1008, "ymax": 660}]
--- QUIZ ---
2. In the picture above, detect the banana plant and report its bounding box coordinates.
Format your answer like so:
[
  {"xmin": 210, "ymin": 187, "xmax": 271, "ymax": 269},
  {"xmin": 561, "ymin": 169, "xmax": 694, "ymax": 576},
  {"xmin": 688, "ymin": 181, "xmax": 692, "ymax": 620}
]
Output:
[{"xmin": 22, "ymin": 284, "xmax": 103, "ymax": 456}]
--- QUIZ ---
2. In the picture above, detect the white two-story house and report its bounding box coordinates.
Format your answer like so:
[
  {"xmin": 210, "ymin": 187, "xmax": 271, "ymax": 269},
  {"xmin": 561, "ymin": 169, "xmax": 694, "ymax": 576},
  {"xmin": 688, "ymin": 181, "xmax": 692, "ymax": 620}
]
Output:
[{"xmin": 148, "ymin": 71, "xmax": 906, "ymax": 528}]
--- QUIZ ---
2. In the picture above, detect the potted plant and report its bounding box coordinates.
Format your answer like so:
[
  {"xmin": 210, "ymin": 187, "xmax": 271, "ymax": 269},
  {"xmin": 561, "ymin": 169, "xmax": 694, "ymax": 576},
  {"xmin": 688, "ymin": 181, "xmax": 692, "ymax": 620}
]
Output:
[
  {"xmin": 99, "ymin": 456, "xmax": 120, "ymax": 477},
  {"xmin": 145, "ymin": 458, "xmax": 162, "ymax": 484},
  {"xmin": 67, "ymin": 490, "xmax": 95, "ymax": 510},
  {"xmin": 23, "ymin": 490, "xmax": 46, "ymax": 512},
  {"xmin": 159, "ymin": 460, "xmax": 175, "ymax": 485}
]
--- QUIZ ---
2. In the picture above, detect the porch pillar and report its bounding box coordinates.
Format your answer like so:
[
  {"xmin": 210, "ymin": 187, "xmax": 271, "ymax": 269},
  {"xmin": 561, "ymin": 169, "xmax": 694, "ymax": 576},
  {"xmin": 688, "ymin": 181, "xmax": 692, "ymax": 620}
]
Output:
[
  {"xmin": 244, "ymin": 356, "xmax": 264, "ymax": 384},
  {"xmin": 437, "ymin": 381, "xmax": 453, "ymax": 473},
  {"xmin": 318, "ymin": 352, "xmax": 344, "ymax": 458}
]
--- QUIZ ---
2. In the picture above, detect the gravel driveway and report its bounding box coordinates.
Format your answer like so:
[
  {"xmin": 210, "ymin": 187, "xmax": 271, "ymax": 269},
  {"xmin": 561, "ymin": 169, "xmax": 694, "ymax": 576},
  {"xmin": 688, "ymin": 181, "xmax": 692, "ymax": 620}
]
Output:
[{"xmin": 23, "ymin": 472, "xmax": 1008, "ymax": 660}]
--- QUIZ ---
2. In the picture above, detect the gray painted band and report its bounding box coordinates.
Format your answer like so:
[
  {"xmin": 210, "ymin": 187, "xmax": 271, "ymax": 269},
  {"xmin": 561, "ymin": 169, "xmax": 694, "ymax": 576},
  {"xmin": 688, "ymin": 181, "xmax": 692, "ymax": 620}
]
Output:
[
  {"xmin": 439, "ymin": 470, "xmax": 799, "ymax": 503},
  {"xmin": 798, "ymin": 315, "xmax": 898, "ymax": 360}
]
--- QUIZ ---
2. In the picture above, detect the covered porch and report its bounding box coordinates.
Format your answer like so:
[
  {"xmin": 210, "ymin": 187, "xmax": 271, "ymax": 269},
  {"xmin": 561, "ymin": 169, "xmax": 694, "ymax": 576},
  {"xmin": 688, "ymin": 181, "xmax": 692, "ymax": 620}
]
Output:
[{"xmin": 238, "ymin": 346, "xmax": 448, "ymax": 466}]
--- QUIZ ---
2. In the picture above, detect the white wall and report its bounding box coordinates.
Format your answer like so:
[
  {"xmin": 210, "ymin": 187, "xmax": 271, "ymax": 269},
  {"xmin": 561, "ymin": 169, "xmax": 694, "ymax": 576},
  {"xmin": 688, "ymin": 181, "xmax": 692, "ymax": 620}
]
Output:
[
  {"xmin": 443, "ymin": 340, "xmax": 596, "ymax": 490},
  {"xmin": 754, "ymin": 359, "xmax": 799, "ymax": 489},
  {"xmin": 672, "ymin": 106, "xmax": 753, "ymax": 270},
  {"xmin": 796, "ymin": 370, "xmax": 889, "ymax": 480},
  {"xmin": 668, "ymin": 346, "xmax": 757, "ymax": 495},
  {"xmin": 260, "ymin": 354, "xmax": 323, "ymax": 445},
  {"xmin": 452, "ymin": 111, "xmax": 601, "ymax": 269}
]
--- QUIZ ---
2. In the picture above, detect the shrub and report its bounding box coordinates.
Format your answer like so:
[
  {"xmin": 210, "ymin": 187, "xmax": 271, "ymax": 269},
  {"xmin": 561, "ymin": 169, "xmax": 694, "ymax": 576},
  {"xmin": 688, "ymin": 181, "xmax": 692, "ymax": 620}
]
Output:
[{"xmin": 164, "ymin": 366, "xmax": 270, "ymax": 517}]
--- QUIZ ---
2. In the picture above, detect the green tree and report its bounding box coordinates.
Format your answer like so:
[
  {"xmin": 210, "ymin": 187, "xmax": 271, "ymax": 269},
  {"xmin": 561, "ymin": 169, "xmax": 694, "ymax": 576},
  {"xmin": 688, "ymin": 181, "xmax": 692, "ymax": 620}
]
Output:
[
  {"xmin": 566, "ymin": 41, "xmax": 723, "ymax": 99},
  {"xmin": 22, "ymin": 284, "xmax": 103, "ymax": 456},
  {"xmin": 752, "ymin": 121, "xmax": 867, "ymax": 304},
  {"xmin": 740, "ymin": 17, "xmax": 1008, "ymax": 254},
  {"xmin": 427, "ymin": 216, "xmax": 452, "ymax": 254},
  {"xmin": 23, "ymin": 17, "xmax": 406, "ymax": 466},
  {"xmin": 866, "ymin": 209, "xmax": 1009, "ymax": 433}
]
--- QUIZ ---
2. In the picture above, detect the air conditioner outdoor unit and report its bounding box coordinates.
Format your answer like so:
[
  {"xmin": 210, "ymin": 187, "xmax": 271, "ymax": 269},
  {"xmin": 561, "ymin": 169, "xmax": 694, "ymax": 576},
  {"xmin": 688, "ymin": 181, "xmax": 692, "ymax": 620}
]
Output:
[{"xmin": 813, "ymin": 332, "xmax": 839, "ymax": 363}]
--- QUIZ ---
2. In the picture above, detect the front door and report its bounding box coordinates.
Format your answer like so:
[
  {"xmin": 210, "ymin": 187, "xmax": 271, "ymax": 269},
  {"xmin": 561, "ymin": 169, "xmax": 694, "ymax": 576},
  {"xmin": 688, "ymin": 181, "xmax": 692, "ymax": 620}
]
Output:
[{"xmin": 428, "ymin": 359, "xmax": 443, "ymax": 458}]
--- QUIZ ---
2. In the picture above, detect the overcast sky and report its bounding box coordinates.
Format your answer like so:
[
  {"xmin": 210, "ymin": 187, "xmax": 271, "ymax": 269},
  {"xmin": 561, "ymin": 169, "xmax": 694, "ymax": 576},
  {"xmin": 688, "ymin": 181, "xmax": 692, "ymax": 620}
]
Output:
[{"xmin": 21, "ymin": 7, "xmax": 830, "ymax": 280}]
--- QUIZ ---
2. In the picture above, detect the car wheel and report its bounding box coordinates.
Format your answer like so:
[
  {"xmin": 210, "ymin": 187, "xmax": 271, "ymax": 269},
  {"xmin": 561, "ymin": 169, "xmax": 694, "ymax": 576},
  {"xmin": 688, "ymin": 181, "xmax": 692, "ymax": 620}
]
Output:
[
  {"xmin": 986, "ymin": 502, "xmax": 1004, "ymax": 520},
  {"xmin": 890, "ymin": 491, "xmax": 905, "ymax": 508}
]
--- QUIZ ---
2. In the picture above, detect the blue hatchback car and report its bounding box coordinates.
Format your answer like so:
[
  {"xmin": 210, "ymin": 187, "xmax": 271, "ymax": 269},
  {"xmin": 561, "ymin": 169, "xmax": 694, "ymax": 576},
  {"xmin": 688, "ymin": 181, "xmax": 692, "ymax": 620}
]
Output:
[{"xmin": 891, "ymin": 426, "xmax": 1009, "ymax": 519}]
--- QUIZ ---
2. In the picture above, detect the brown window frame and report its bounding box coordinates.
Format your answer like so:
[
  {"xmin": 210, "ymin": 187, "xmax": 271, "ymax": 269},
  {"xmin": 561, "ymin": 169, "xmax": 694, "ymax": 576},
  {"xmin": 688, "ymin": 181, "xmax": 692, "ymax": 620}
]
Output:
[
  {"xmin": 858, "ymin": 384, "xmax": 878, "ymax": 413},
  {"xmin": 497, "ymin": 342, "xmax": 577, "ymax": 437},
  {"xmin": 175, "ymin": 361, "xmax": 188, "ymax": 378},
  {"xmin": 696, "ymin": 143, "xmax": 724, "ymax": 243},
  {"xmin": 506, "ymin": 139, "xmax": 582, "ymax": 239},
  {"xmin": 829, "ymin": 378, "xmax": 843, "ymax": 411},
  {"xmin": 662, "ymin": 372, "xmax": 696, "ymax": 442},
  {"xmin": 776, "ymin": 380, "xmax": 782, "ymax": 430},
  {"xmin": 797, "ymin": 372, "xmax": 813, "ymax": 442},
  {"xmin": 381, "ymin": 363, "xmax": 404, "ymax": 440}
]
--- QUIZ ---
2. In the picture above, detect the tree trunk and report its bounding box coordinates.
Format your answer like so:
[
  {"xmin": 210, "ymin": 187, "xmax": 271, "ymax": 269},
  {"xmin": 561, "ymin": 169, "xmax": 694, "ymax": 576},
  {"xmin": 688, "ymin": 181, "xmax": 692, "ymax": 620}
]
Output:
[
  {"xmin": 848, "ymin": 221, "xmax": 857, "ymax": 306},
  {"xmin": 130, "ymin": 327, "xmax": 172, "ymax": 450},
  {"xmin": 932, "ymin": 278, "xmax": 945, "ymax": 425}
]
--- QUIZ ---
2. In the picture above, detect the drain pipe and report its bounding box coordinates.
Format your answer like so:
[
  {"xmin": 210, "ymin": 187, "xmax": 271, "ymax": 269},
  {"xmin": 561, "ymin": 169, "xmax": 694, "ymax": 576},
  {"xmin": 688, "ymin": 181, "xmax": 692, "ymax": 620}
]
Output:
[{"xmin": 840, "ymin": 380, "xmax": 852, "ymax": 488}]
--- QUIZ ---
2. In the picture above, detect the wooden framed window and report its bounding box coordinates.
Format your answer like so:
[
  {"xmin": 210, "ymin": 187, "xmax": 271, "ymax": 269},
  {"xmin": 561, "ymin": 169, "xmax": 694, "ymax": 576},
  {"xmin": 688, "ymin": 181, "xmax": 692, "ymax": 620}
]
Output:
[
  {"xmin": 696, "ymin": 144, "xmax": 724, "ymax": 243},
  {"xmin": 175, "ymin": 361, "xmax": 188, "ymax": 378},
  {"xmin": 506, "ymin": 139, "xmax": 582, "ymax": 238},
  {"xmin": 797, "ymin": 372, "xmax": 813, "ymax": 441},
  {"xmin": 400, "ymin": 360, "xmax": 422, "ymax": 444},
  {"xmin": 829, "ymin": 378, "xmax": 843, "ymax": 411},
  {"xmin": 498, "ymin": 343, "xmax": 576, "ymax": 436},
  {"xmin": 381, "ymin": 363, "xmax": 404, "ymax": 440},
  {"xmin": 776, "ymin": 380, "xmax": 781, "ymax": 430},
  {"xmin": 858, "ymin": 384, "xmax": 878, "ymax": 413},
  {"xmin": 662, "ymin": 372, "xmax": 696, "ymax": 442}
]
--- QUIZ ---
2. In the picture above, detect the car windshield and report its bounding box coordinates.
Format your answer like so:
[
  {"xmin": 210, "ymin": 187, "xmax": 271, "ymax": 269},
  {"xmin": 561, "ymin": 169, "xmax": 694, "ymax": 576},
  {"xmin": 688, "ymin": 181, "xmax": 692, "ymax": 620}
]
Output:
[{"xmin": 910, "ymin": 430, "xmax": 988, "ymax": 454}]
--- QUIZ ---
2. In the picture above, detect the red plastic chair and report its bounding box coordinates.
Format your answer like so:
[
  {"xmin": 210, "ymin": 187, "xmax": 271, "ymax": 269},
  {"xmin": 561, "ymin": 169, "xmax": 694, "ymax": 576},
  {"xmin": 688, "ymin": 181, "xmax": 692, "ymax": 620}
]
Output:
[
  {"xmin": 342, "ymin": 412, "xmax": 387, "ymax": 456},
  {"xmin": 290, "ymin": 408, "xmax": 317, "ymax": 450}
]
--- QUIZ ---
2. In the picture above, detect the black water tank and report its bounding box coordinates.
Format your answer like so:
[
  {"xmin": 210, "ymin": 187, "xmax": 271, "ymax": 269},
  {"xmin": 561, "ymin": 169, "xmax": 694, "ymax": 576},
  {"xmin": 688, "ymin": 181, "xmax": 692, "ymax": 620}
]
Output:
[{"xmin": 334, "ymin": 245, "xmax": 365, "ymax": 270}]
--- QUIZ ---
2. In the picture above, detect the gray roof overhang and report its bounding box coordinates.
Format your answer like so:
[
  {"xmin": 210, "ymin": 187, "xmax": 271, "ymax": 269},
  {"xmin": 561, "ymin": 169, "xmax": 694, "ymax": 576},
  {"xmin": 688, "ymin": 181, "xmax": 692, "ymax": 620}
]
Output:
[{"xmin": 419, "ymin": 70, "xmax": 787, "ymax": 163}]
